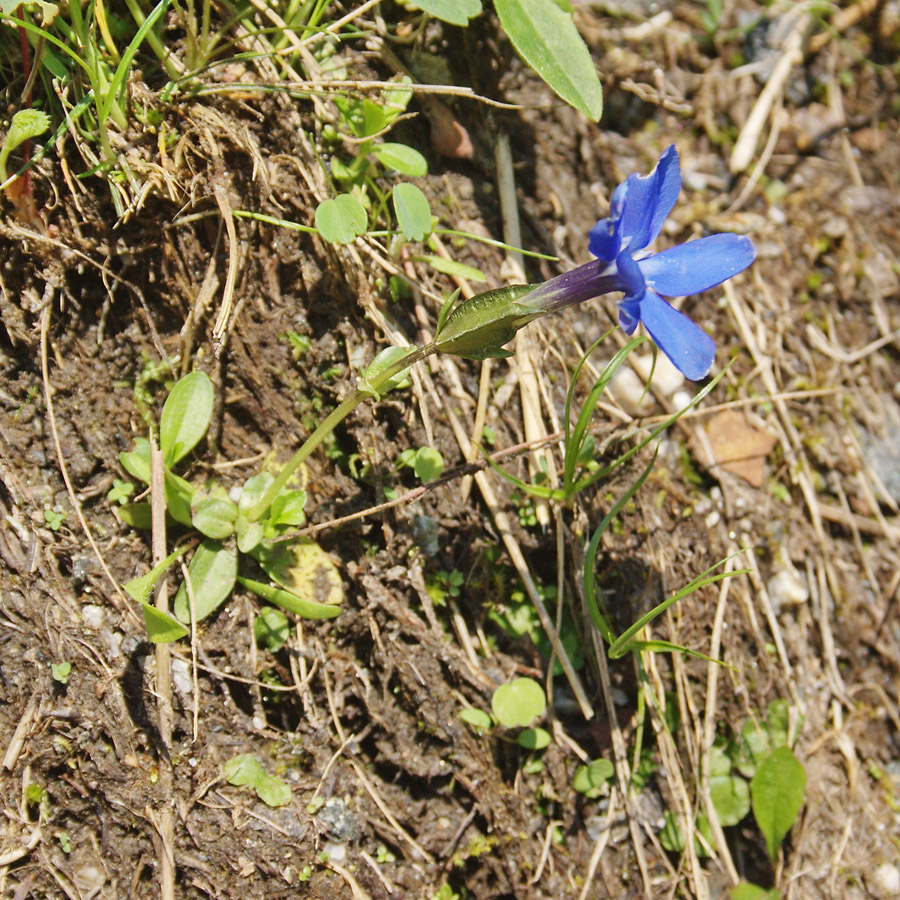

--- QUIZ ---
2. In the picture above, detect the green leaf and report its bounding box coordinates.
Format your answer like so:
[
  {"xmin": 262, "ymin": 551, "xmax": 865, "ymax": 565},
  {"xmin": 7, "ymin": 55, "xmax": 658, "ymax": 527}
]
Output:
[
  {"xmin": 392, "ymin": 183, "xmax": 432, "ymax": 241},
  {"xmin": 415, "ymin": 254, "xmax": 487, "ymax": 282},
  {"xmin": 730, "ymin": 883, "xmax": 780, "ymax": 900},
  {"xmin": 766, "ymin": 699, "xmax": 791, "ymax": 748},
  {"xmin": 494, "ymin": 0, "xmax": 603, "ymax": 121},
  {"xmin": 51, "ymin": 662, "xmax": 71, "ymax": 684},
  {"xmin": 358, "ymin": 346, "xmax": 414, "ymax": 399},
  {"xmin": 459, "ymin": 708, "xmax": 493, "ymax": 729},
  {"xmin": 0, "ymin": 0, "xmax": 57, "ymax": 25},
  {"xmin": 164, "ymin": 469, "xmax": 195, "ymax": 526},
  {"xmin": 238, "ymin": 576, "xmax": 343, "ymax": 620},
  {"xmin": 173, "ymin": 540, "xmax": 238, "ymax": 623},
  {"xmin": 0, "ymin": 108, "xmax": 51, "ymax": 180},
  {"xmin": 411, "ymin": 0, "xmax": 481, "ymax": 25},
  {"xmin": 492, "ymin": 677, "xmax": 546, "ymax": 728},
  {"xmin": 192, "ymin": 496, "xmax": 238, "ymax": 539},
  {"xmin": 268, "ymin": 490, "xmax": 307, "ymax": 528},
  {"xmin": 108, "ymin": 478, "xmax": 134, "ymax": 504},
  {"xmin": 160, "ymin": 371, "xmax": 214, "ymax": 467},
  {"xmin": 517, "ymin": 727, "xmax": 550, "ymax": 750},
  {"xmin": 116, "ymin": 502, "xmax": 152, "ymax": 529},
  {"xmin": 373, "ymin": 143, "xmax": 428, "ymax": 177},
  {"xmin": 120, "ymin": 437, "xmax": 151, "ymax": 483},
  {"xmin": 124, "ymin": 545, "xmax": 191, "ymax": 603},
  {"xmin": 435, "ymin": 289, "xmax": 462, "ymax": 337},
  {"xmin": 236, "ymin": 515, "xmax": 264, "ymax": 553},
  {"xmin": 362, "ymin": 99, "xmax": 386, "ymax": 137},
  {"xmin": 737, "ymin": 719, "xmax": 771, "ymax": 778},
  {"xmin": 224, "ymin": 754, "xmax": 291, "ymax": 808},
  {"xmin": 659, "ymin": 810, "xmax": 685, "ymax": 853},
  {"xmin": 751, "ymin": 746, "xmax": 806, "ymax": 861},
  {"xmin": 141, "ymin": 603, "xmax": 189, "ymax": 643},
  {"xmin": 239, "ymin": 472, "xmax": 274, "ymax": 513},
  {"xmin": 315, "ymin": 194, "xmax": 367, "ymax": 244},
  {"xmin": 413, "ymin": 447, "xmax": 444, "ymax": 483},
  {"xmin": 254, "ymin": 606, "xmax": 291, "ymax": 652},
  {"xmin": 710, "ymin": 773, "xmax": 750, "ymax": 827},
  {"xmin": 382, "ymin": 78, "xmax": 413, "ymax": 125},
  {"xmin": 573, "ymin": 758, "xmax": 614, "ymax": 796}
]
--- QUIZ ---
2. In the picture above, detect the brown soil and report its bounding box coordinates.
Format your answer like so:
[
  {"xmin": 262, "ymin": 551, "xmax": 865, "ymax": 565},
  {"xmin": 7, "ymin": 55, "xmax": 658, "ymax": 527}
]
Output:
[{"xmin": 2, "ymin": 3, "xmax": 900, "ymax": 899}]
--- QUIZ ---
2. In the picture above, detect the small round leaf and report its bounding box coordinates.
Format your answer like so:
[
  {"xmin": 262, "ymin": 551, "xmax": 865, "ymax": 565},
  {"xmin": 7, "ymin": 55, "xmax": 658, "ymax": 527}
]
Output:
[
  {"xmin": 492, "ymin": 677, "xmax": 546, "ymax": 728},
  {"xmin": 517, "ymin": 727, "xmax": 550, "ymax": 750},
  {"xmin": 459, "ymin": 708, "xmax": 493, "ymax": 729}
]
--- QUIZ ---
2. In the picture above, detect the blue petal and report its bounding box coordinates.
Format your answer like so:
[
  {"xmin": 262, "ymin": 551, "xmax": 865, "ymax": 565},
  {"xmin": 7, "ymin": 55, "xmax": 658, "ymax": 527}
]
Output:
[
  {"xmin": 639, "ymin": 234, "xmax": 756, "ymax": 297},
  {"xmin": 638, "ymin": 289, "xmax": 716, "ymax": 380},
  {"xmin": 615, "ymin": 250, "xmax": 646, "ymax": 300},
  {"xmin": 588, "ymin": 183, "xmax": 628, "ymax": 261},
  {"xmin": 618, "ymin": 297, "xmax": 641, "ymax": 333},
  {"xmin": 617, "ymin": 145, "xmax": 681, "ymax": 253}
]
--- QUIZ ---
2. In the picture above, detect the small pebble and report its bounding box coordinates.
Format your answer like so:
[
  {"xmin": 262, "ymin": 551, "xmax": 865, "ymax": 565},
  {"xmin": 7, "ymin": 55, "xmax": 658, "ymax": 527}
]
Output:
[
  {"xmin": 767, "ymin": 568, "xmax": 809, "ymax": 611},
  {"xmin": 81, "ymin": 605, "xmax": 105, "ymax": 629},
  {"xmin": 171, "ymin": 658, "xmax": 193, "ymax": 697},
  {"xmin": 873, "ymin": 863, "xmax": 900, "ymax": 895},
  {"xmin": 322, "ymin": 842, "xmax": 346, "ymax": 864}
]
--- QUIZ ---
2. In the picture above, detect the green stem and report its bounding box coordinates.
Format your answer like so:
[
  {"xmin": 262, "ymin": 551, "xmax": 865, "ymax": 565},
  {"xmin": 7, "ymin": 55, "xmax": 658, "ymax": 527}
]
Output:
[{"xmin": 246, "ymin": 343, "xmax": 435, "ymax": 522}]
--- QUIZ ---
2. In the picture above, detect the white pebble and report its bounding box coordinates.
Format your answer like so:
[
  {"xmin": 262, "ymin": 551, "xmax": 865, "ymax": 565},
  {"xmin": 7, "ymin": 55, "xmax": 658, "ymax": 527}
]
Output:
[
  {"xmin": 874, "ymin": 863, "xmax": 900, "ymax": 895},
  {"xmin": 81, "ymin": 605, "xmax": 105, "ymax": 629},
  {"xmin": 171, "ymin": 658, "xmax": 193, "ymax": 696},
  {"xmin": 672, "ymin": 390, "xmax": 693, "ymax": 410},
  {"xmin": 323, "ymin": 842, "xmax": 346, "ymax": 864},
  {"xmin": 767, "ymin": 568, "xmax": 809, "ymax": 611}
]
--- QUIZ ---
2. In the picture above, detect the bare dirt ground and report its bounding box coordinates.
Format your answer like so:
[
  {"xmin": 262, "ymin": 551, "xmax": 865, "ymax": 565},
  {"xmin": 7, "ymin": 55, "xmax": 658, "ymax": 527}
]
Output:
[{"xmin": 1, "ymin": 2, "xmax": 900, "ymax": 898}]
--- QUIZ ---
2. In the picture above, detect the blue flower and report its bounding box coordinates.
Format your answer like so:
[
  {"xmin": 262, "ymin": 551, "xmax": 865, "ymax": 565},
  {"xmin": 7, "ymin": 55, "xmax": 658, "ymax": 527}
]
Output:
[
  {"xmin": 517, "ymin": 146, "xmax": 755, "ymax": 380},
  {"xmin": 433, "ymin": 146, "xmax": 755, "ymax": 373},
  {"xmin": 587, "ymin": 145, "xmax": 755, "ymax": 379}
]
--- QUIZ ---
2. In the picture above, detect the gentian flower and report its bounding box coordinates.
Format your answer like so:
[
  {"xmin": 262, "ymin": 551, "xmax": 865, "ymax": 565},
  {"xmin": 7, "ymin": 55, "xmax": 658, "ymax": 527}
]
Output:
[{"xmin": 434, "ymin": 146, "xmax": 755, "ymax": 378}]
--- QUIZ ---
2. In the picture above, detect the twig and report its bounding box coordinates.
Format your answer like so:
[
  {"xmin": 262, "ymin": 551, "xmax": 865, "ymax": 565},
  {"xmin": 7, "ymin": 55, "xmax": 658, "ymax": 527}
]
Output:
[{"xmin": 149, "ymin": 437, "xmax": 176, "ymax": 900}]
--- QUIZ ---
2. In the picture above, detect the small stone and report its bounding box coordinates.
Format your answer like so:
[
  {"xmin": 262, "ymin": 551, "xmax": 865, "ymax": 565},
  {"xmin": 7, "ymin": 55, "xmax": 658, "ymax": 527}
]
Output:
[
  {"xmin": 873, "ymin": 863, "xmax": 900, "ymax": 895},
  {"xmin": 81, "ymin": 605, "xmax": 105, "ymax": 629},
  {"xmin": 318, "ymin": 798, "xmax": 361, "ymax": 842},
  {"xmin": 171, "ymin": 658, "xmax": 192, "ymax": 696},
  {"xmin": 767, "ymin": 568, "xmax": 809, "ymax": 611}
]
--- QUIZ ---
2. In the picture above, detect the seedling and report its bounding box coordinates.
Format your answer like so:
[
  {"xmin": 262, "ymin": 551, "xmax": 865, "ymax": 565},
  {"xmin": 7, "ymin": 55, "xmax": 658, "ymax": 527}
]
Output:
[
  {"xmin": 118, "ymin": 370, "xmax": 343, "ymax": 642},
  {"xmin": 43, "ymin": 508, "xmax": 65, "ymax": 531},
  {"xmin": 459, "ymin": 677, "xmax": 551, "ymax": 751},
  {"xmin": 573, "ymin": 758, "xmax": 614, "ymax": 798},
  {"xmin": 224, "ymin": 754, "xmax": 291, "ymax": 808},
  {"xmin": 661, "ymin": 700, "xmax": 806, "ymax": 874},
  {"xmin": 396, "ymin": 446, "xmax": 445, "ymax": 484},
  {"xmin": 0, "ymin": 108, "xmax": 50, "ymax": 186},
  {"xmin": 51, "ymin": 662, "xmax": 71, "ymax": 685},
  {"xmin": 425, "ymin": 569, "xmax": 464, "ymax": 604}
]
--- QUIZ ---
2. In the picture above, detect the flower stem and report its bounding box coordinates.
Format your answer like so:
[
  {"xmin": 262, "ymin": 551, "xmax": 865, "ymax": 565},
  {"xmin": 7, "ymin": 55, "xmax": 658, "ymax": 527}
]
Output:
[{"xmin": 246, "ymin": 342, "xmax": 436, "ymax": 522}]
